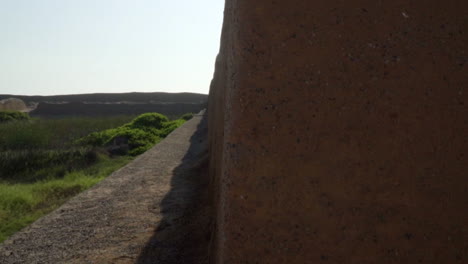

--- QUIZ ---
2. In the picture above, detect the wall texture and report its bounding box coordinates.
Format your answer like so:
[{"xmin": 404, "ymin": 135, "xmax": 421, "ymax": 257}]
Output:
[{"xmin": 208, "ymin": 1, "xmax": 468, "ymax": 263}]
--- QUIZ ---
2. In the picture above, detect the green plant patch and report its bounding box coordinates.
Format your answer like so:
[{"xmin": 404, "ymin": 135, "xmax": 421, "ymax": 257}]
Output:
[
  {"xmin": 0, "ymin": 115, "xmax": 136, "ymax": 150},
  {"xmin": 0, "ymin": 112, "xmax": 190, "ymax": 242},
  {"xmin": 180, "ymin": 113, "xmax": 194, "ymax": 121},
  {"xmin": 78, "ymin": 112, "xmax": 187, "ymax": 156},
  {"xmin": 0, "ymin": 148, "xmax": 98, "ymax": 182},
  {"xmin": 129, "ymin": 112, "xmax": 168, "ymax": 130},
  {"xmin": 0, "ymin": 111, "xmax": 30, "ymax": 123},
  {"xmin": 0, "ymin": 155, "xmax": 132, "ymax": 242}
]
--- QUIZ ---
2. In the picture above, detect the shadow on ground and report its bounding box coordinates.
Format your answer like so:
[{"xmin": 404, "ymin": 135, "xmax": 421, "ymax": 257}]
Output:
[{"xmin": 136, "ymin": 115, "xmax": 213, "ymax": 264}]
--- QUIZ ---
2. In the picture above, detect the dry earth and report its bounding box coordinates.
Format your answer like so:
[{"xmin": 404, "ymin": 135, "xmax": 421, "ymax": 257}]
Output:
[{"xmin": 0, "ymin": 112, "xmax": 212, "ymax": 264}]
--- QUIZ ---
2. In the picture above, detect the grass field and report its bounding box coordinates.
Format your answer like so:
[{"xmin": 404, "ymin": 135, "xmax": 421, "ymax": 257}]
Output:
[
  {"xmin": 0, "ymin": 115, "xmax": 135, "ymax": 150},
  {"xmin": 0, "ymin": 112, "xmax": 189, "ymax": 242},
  {"xmin": 0, "ymin": 155, "xmax": 132, "ymax": 242}
]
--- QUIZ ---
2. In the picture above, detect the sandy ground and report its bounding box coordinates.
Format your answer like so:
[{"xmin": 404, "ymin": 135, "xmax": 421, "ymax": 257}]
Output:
[{"xmin": 0, "ymin": 112, "xmax": 211, "ymax": 264}]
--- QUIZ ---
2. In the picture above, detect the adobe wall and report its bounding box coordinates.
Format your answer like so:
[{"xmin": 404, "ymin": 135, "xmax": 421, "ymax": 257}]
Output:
[{"xmin": 208, "ymin": 0, "xmax": 467, "ymax": 263}]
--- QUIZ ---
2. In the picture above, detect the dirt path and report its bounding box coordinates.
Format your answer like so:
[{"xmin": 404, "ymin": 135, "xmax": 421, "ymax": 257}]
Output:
[{"xmin": 0, "ymin": 112, "xmax": 211, "ymax": 264}]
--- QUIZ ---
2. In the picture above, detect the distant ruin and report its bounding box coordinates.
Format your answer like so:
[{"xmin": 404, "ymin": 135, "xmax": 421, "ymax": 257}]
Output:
[{"xmin": 0, "ymin": 98, "xmax": 27, "ymax": 111}]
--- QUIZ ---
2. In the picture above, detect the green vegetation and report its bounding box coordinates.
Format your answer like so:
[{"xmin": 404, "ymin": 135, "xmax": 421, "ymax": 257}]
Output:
[
  {"xmin": 78, "ymin": 112, "xmax": 186, "ymax": 156},
  {"xmin": 0, "ymin": 112, "xmax": 188, "ymax": 242},
  {"xmin": 0, "ymin": 115, "xmax": 135, "ymax": 150},
  {"xmin": 0, "ymin": 111, "xmax": 30, "ymax": 123},
  {"xmin": 0, "ymin": 155, "xmax": 131, "ymax": 242},
  {"xmin": 180, "ymin": 112, "xmax": 194, "ymax": 121}
]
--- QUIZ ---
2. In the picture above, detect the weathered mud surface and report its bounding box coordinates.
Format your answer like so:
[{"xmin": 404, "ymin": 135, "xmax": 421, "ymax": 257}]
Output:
[
  {"xmin": 0, "ymin": 112, "xmax": 211, "ymax": 264},
  {"xmin": 209, "ymin": 0, "xmax": 467, "ymax": 263}
]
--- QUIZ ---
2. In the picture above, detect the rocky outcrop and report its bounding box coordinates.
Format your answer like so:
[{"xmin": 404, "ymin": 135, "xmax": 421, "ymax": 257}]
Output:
[
  {"xmin": 0, "ymin": 98, "xmax": 27, "ymax": 111},
  {"xmin": 208, "ymin": 0, "xmax": 468, "ymax": 263}
]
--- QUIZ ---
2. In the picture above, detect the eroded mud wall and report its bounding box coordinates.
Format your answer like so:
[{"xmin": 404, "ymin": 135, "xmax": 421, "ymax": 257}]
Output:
[{"xmin": 208, "ymin": 1, "xmax": 468, "ymax": 263}]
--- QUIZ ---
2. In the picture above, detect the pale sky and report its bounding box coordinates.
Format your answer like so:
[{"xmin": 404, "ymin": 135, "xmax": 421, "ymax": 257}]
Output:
[{"xmin": 0, "ymin": 0, "xmax": 224, "ymax": 95}]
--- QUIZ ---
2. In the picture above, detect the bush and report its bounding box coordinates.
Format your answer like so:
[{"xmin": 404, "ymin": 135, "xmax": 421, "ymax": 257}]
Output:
[
  {"xmin": 180, "ymin": 113, "xmax": 194, "ymax": 121},
  {"xmin": 129, "ymin": 113, "xmax": 168, "ymax": 130},
  {"xmin": 157, "ymin": 119, "xmax": 185, "ymax": 137},
  {"xmin": 0, "ymin": 111, "xmax": 30, "ymax": 123},
  {"xmin": 78, "ymin": 112, "xmax": 188, "ymax": 156}
]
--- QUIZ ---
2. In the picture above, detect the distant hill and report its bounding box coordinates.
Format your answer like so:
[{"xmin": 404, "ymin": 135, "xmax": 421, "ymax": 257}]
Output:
[
  {"xmin": 0, "ymin": 92, "xmax": 208, "ymax": 118},
  {"xmin": 0, "ymin": 92, "xmax": 207, "ymax": 104}
]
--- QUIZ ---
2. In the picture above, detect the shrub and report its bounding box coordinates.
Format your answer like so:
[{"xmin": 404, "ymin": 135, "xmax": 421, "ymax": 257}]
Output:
[
  {"xmin": 157, "ymin": 119, "xmax": 185, "ymax": 137},
  {"xmin": 180, "ymin": 113, "xmax": 194, "ymax": 121},
  {"xmin": 0, "ymin": 111, "xmax": 30, "ymax": 123},
  {"xmin": 129, "ymin": 113, "xmax": 168, "ymax": 130},
  {"xmin": 78, "ymin": 112, "xmax": 188, "ymax": 156}
]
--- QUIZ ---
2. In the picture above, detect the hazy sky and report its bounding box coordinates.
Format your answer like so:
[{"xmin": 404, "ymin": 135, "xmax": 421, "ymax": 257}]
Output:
[{"xmin": 0, "ymin": 0, "xmax": 224, "ymax": 95}]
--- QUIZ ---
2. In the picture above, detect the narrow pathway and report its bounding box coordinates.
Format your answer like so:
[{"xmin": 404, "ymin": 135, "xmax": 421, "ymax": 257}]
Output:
[{"xmin": 0, "ymin": 112, "xmax": 210, "ymax": 264}]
